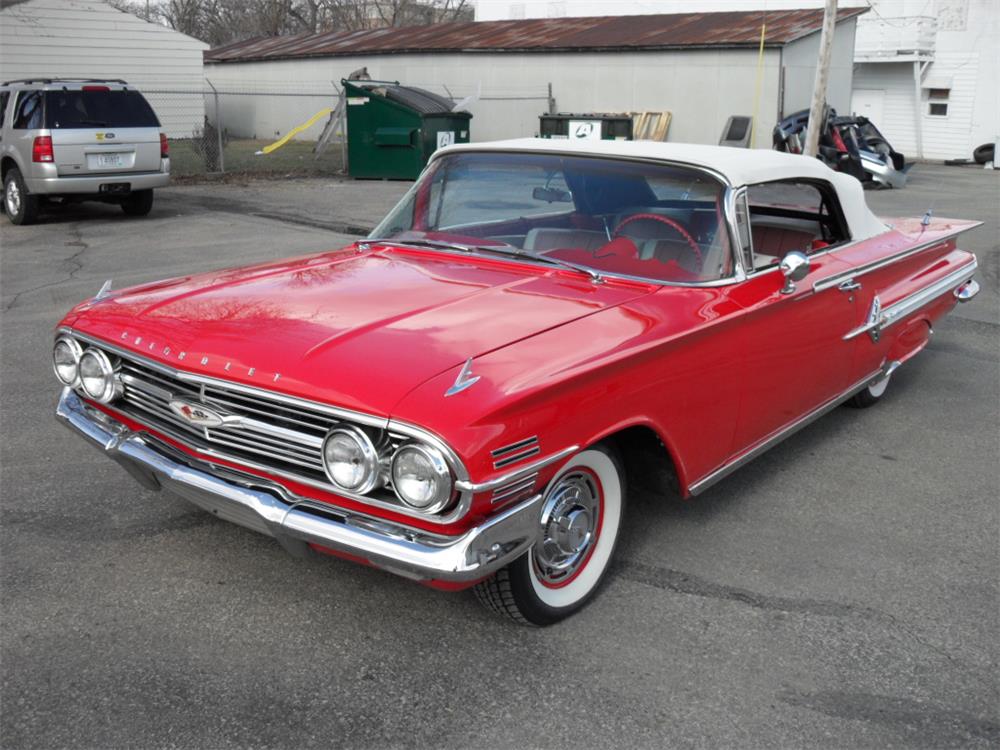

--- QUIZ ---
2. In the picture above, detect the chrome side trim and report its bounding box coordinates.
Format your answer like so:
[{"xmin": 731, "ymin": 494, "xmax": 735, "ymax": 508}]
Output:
[
  {"xmin": 842, "ymin": 260, "xmax": 978, "ymax": 341},
  {"xmin": 55, "ymin": 388, "xmax": 541, "ymax": 583},
  {"xmin": 688, "ymin": 368, "xmax": 887, "ymax": 496},
  {"xmin": 457, "ymin": 445, "xmax": 579, "ymax": 494},
  {"xmin": 813, "ymin": 227, "xmax": 980, "ymax": 292}
]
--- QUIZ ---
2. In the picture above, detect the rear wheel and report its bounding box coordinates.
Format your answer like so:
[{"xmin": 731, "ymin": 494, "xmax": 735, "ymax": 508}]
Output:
[
  {"xmin": 121, "ymin": 189, "xmax": 154, "ymax": 216},
  {"xmin": 848, "ymin": 371, "xmax": 891, "ymax": 408},
  {"xmin": 474, "ymin": 444, "xmax": 625, "ymax": 626},
  {"xmin": 4, "ymin": 168, "xmax": 40, "ymax": 225}
]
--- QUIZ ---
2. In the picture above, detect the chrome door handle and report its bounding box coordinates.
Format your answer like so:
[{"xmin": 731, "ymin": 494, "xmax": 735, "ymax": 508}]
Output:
[{"xmin": 838, "ymin": 279, "xmax": 862, "ymax": 292}]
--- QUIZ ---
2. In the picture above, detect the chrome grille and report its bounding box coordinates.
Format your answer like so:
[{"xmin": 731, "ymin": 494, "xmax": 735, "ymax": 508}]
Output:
[{"xmin": 112, "ymin": 355, "xmax": 405, "ymax": 499}]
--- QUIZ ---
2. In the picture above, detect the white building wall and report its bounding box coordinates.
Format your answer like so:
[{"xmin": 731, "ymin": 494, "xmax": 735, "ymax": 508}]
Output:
[
  {"xmin": 782, "ymin": 18, "xmax": 857, "ymax": 113},
  {"xmin": 205, "ymin": 48, "xmax": 792, "ymax": 148},
  {"xmin": 0, "ymin": 0, "xmax": 208, "ymax": 137},
  {"xmin": 853, "ymin": 0, "xmax": 999, "ymax": 159}
]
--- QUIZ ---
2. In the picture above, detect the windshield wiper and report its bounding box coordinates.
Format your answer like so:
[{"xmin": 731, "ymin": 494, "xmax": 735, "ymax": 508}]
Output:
[
  {"xmin": 515, "ymin": 250, "xmax": 604, "ymax": 284},
  {"xmin": 365, "ymin": 238, "xmax": 484, "ymax": 254},
  {"xmin": 71, "ymin": 119, "xmax": 108, "ymax": 126},
  {"xmin": 366, "ymin": 237, "xmax": 604, "ymax": 283}
]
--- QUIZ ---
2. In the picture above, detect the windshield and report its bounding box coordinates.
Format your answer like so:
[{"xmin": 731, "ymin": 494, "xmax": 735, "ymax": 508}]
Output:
[
  {"xmin": 371, "ymin": 151, "xmax": 733, "ymax": 283},
  {"xmin": 45, "ymin": 90, "xmax": 160, "ymax": 129}
]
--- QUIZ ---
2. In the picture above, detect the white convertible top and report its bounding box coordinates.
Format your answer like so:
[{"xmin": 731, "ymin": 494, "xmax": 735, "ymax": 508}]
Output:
[{"xmin": 436, "ymin": 138, "xmax": 890, "ymax": 241}]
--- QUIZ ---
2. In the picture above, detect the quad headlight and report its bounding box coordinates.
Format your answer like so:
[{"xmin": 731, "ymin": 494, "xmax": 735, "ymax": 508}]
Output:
[
  {"xmin": 322, "ymin": 427, "xmax": 455, "ymax": 515},
  {"xmin": 391, "ymin": 443, "xmax": 453, "ymax": 513},
  {"xmin": 77, "ymin": 348, "xmax": 122, "ymax": 404},
  {"xmin": 52, "ymin": 336, "xmax": 83, "ymax": 386},
  {"xmin": 322, "ymin": 425, "xmax": 381, "ymax": 494}
]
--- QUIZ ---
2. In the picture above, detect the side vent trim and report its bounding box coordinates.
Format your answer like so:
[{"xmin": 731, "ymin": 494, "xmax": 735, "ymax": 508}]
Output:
[{"xmin": 491, "ymin": 436, "xmax": 540, "ymax": 469}]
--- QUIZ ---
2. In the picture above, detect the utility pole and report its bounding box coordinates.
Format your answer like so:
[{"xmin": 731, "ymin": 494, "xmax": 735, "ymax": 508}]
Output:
[{"xmin": 804, "ymin": 0, "xmax": 838, "ymax": 157}]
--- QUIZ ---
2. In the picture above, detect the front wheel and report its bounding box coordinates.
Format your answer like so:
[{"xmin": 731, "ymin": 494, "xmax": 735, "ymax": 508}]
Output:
[
  {"xmin": 121, "ymin": 189, "xmax": 154, "ymax": 216},
  {"xmin": 474, "ymin": 444, "xmax": 626, "ymax": 626}
]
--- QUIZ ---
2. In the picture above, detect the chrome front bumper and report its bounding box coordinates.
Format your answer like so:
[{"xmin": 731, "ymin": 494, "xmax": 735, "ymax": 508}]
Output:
[{"xmin": 56, "ymin": 388, "xmax": 541, "ymax": 582}]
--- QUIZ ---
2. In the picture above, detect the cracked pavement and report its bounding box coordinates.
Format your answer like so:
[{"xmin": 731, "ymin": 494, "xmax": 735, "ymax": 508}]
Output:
[{"xmin": 1, "ymin": 167, "xmax": 998, "ymax": 748}]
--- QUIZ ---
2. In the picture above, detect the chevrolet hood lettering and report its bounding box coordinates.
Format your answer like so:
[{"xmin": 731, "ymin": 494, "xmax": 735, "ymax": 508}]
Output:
[
  {"xmin": 71, "ymin": 249, "xmax": 654, "ymax": 414},
  {"xmin": 168, "ymin": 399, "xmax": 242, "ymax": 429}
]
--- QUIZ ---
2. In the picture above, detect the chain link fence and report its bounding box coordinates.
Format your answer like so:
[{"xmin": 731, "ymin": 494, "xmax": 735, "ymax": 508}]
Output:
[
  {"xmin": 144, "ymin": 86, "xmax": 346, "ymax": 178},
  {"xmin": 143, "ymin": 82, "xmax": 555, "ymax": 179}
]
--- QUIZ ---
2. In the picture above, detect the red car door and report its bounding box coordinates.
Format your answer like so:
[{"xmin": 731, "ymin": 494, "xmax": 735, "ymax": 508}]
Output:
[
  {"xmin": 725, "ymin": 181, "xmax": 862, "ymax": 456},
  {"xmin": 728, "ymin": 252, "xmax": 859, "ymax": 453}
]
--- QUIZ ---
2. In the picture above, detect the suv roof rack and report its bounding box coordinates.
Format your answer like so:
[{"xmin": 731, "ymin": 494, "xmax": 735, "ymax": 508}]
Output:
[{"xmin": 1, "ymin": 78, "xmax": 129, "ymax": 86}]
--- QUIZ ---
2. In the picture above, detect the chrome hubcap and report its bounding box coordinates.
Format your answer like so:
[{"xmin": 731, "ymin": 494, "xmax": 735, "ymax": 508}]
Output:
[
  {"xmin": 533, "ymin": 471, "xmax": 600, "ymax": 585},
  {"xmin": 6, "ymin": 180, "xmax": 20, "ymax": 215}
]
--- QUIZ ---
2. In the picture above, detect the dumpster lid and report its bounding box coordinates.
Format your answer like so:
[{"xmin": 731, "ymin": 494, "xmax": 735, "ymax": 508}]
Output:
[{"xmin": 346, "ymin": 80, "xmax": 464, "ymax": 115}]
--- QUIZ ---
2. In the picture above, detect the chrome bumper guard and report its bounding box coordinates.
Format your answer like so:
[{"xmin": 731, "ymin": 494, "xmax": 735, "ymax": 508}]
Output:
[{"xmin": 56, "ymin": 388, "xmax": 540, "ymax": 582}]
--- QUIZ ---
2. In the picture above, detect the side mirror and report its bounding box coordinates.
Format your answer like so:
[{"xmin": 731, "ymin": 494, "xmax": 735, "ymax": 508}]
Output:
[{"xmin": 779, "ymin": 251, "xmax": 810, "ymax": 294}]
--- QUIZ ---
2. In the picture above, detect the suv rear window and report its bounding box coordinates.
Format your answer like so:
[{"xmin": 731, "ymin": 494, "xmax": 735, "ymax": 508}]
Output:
[{"xmin": 44, "ymin": 90, "xmax": 160, "ymax": 129}]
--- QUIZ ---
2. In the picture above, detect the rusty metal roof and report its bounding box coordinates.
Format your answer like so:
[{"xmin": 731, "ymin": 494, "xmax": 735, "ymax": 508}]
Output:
[{"xmin": 205, "ymin": 8, "xmax": 868, "ymax": 63}]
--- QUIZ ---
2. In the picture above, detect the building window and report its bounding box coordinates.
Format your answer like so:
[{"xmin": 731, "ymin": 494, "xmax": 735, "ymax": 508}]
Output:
[{"xmin": 927, "ymin": 88, "xmax": 950, "ymax": 117}]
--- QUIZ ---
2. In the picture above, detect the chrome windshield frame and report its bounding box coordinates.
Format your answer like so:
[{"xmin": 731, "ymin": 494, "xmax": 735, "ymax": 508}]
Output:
[{"xmin": 372, "ymin": 148, "xmax": 747, "ymax": 289}]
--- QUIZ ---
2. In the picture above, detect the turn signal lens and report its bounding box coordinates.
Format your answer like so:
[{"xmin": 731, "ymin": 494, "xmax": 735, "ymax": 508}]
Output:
[{"xmin": 159, "ymin": 132, "xmax": 169, "ymax": 158}]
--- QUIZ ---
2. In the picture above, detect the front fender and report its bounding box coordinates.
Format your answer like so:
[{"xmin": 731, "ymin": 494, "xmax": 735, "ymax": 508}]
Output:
[{"xmin": 390, "ymin": 287, "xmax": 746, "ymax": 509}]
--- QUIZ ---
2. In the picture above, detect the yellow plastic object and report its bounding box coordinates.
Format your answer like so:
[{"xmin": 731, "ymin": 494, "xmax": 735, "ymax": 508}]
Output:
[{"xmin": 257, "ymin": 108, "xmax": 333, "ymax": 155}]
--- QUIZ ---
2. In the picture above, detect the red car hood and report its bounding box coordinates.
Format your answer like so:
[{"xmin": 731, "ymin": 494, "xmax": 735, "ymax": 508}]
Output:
[{"xmin": 67, "ymin": 245, "xmax": 653, "ymax": 416}]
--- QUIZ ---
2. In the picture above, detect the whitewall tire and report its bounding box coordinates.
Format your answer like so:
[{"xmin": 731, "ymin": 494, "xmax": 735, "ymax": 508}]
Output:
[
  {"xmin": 474, "ymin": 444, "xmax": 625, "ymax": 625},
  {"xmin": 849, "ymin": 371, "xmax": 891, "ymax": 408}
]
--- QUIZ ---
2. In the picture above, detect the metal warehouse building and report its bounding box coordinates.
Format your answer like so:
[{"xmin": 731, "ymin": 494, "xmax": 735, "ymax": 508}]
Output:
[
  {"xmin": 0, "ymin": 0, "xmax": 208, "ymax": 137},
  {"xmin": 203, "ymin": 8, "xmax": 865, "ymax": 148}
]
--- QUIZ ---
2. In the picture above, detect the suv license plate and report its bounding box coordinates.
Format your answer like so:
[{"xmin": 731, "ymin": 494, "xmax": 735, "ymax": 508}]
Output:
[{"xmin": 95, "ymin": 153, "xmax": 125, "ymax": 168}]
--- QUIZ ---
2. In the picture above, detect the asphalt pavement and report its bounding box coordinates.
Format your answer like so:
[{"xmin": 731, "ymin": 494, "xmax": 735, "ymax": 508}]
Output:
[{"xmin": 1, "ymin": 164, "xmax": 997, "ymax": 749}]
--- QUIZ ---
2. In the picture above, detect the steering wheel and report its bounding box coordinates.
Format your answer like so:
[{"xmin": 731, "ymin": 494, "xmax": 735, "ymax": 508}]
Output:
[{"xmin": 613, "ymin": 213, "xmax": 703, "ymax": 268}]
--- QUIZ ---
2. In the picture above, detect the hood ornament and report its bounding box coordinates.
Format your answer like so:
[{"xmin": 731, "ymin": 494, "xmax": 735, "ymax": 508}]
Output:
[
  {"xmin": 445, "ymin": 357, "xmax": 480, "ymax": 397},
  {"xmin": 94, "ymin": 279, "xmax": 113, "ymax": 301}
]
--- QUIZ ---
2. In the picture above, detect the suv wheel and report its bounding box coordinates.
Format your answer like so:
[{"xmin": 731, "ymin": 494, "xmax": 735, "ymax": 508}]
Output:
[
  {"xmin": 121, "ymin": 189, "xmax": 154, "ymax": 217},
  {"xmin": 4, "ymin": 168, "xmax": 40, "ymax": 225}
]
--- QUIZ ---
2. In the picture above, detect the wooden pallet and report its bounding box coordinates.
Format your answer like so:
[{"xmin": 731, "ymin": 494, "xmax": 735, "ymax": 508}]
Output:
[{"xmin": 631, "ymin": 111, "xmax": 672, "ymax": 142}]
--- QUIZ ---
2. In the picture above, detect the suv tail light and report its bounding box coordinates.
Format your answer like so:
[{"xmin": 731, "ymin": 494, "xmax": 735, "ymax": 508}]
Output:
[
  {"xmin": 32, "ymin": 136, "xmax": 54, "ymax": 163},
  {"xmin": 160, "ymin": 132, "xmax": 169, "ymax": 158}
]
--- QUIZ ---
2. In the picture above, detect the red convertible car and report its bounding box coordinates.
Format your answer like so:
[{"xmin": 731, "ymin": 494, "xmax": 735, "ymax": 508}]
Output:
[{"xmin": 54, "ymin": 140, "xmax": 980, "ymax": 625}]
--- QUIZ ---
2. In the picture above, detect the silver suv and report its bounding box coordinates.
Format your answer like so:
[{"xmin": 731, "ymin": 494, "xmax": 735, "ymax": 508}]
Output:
[{"xmin": 0, "ymin": 78, "xmax": 169, "ymax": 225}]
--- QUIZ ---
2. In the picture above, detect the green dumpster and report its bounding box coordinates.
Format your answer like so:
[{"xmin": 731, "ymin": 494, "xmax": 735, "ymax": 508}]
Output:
[{"xmin": 343, "ymin": 80, "xmax": 472, "ymax": 179}]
